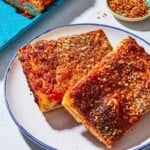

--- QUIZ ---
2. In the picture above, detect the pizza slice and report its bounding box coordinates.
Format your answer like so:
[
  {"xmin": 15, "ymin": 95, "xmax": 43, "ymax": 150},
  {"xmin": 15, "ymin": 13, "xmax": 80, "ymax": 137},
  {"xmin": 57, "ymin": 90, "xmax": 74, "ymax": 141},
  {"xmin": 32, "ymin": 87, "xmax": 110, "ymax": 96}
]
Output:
[
  {"xmin": 4, "ymin": 0, "xmax": 55, "ymax": 17},
  {"xmin": 62, "ymin": 36, "xmax": 150, "ymax": 148},
  {"xmin": 18, "ymin": 29, "xmax": 113, "ymax": 112}
]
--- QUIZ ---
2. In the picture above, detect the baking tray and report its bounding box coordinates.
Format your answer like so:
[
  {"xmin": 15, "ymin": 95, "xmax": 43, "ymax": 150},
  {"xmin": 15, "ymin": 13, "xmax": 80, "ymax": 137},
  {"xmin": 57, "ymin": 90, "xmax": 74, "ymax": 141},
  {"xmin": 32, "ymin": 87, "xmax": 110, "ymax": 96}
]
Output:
[{"xmin": 0, "ymin": 0, "xmax": 64, "ymax": 51}]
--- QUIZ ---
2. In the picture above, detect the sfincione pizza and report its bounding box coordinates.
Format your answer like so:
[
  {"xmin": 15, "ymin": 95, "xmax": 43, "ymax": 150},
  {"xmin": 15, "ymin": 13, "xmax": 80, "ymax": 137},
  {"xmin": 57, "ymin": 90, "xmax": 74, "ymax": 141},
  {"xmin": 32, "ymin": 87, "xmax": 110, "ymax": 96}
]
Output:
[
  {"xmin": 18, "ymin": 29, "xmax": 113, "ymax": 112},
  {"xmin": 4, "ymin": 0, "xmax": 55, "ymax": 17},
  {"xmin": 63, "ymin": 36, "xmax": 150, "ymax": 148}
]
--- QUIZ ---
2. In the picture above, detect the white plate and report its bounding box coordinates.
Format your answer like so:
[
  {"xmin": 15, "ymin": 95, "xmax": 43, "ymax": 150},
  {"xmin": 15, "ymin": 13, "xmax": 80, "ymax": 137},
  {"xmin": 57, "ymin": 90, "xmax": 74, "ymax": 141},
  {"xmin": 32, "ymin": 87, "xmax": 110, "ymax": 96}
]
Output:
[{"xmin": 4, "ymin": 24, "xmax": 150, "ymax": 150}]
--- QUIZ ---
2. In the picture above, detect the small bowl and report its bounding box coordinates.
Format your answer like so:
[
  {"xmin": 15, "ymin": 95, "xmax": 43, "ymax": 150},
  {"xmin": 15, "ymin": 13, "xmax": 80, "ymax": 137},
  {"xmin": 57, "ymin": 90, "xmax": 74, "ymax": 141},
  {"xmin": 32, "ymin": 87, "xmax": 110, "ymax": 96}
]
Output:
[{"xmin": 107, "ymin": 0, "xmax": 150, "ymax": 22}]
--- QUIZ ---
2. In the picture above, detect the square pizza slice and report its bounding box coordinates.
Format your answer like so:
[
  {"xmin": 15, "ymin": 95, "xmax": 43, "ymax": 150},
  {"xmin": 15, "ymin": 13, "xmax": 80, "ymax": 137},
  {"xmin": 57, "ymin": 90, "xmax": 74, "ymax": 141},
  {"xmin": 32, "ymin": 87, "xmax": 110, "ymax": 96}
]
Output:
[
  {"xmin": 4, "ymin": 0, "xmax": 55, "ymax": 17},
  {"xmin": 62, "ymin": 36, "xmax": 150, "ymax": 148},
  {"xmin": 18, "ymin": 29, "xmax": 113, "ymax": 112}
]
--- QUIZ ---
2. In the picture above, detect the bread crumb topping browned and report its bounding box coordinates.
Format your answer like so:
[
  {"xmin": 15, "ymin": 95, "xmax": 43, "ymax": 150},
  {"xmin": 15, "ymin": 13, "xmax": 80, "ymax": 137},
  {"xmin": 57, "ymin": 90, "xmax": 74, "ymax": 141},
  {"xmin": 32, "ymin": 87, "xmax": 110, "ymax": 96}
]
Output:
[
  {"xmin": 70, "ymin": 37, "xmax": 150, "ymax": 147},
  {"xmin": 108, "ymin": 0, "xmax": 149, "ymax": 18},
  {"xmin": 18, "ymin": 29, "xmax": 112, "ymax": 112}
]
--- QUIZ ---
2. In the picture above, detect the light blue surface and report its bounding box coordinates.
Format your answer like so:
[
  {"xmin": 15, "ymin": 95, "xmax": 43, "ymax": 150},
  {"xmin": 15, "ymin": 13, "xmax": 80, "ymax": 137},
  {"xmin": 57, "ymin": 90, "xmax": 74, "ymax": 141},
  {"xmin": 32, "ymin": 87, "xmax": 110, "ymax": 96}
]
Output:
[{"xmin": 0, "ymin": 0, "xmax": 63, "ymax": 51}]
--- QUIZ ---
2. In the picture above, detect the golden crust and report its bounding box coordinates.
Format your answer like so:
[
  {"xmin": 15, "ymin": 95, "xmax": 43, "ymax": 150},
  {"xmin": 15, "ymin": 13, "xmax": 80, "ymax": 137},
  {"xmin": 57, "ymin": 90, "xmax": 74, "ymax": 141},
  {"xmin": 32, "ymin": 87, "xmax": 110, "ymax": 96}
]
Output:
[
  {"xmin": 63, "ymin": 90, "xmax": 109, "ymax": 147},
  {"xmin": 62, "ymin": 36, "xmax": 150, "ymax": 148},
  {"xmin": 18, "ymin": 29, "xmax": 113, "ymax": 112}
]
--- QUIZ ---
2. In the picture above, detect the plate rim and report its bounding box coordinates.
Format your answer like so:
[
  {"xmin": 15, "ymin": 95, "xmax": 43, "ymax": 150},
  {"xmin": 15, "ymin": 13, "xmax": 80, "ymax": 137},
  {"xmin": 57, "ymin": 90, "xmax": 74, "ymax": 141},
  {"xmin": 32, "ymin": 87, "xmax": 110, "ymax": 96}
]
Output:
[{"xmin": 4, "ymin": 23, "xmax": 150, "ymax": 150}]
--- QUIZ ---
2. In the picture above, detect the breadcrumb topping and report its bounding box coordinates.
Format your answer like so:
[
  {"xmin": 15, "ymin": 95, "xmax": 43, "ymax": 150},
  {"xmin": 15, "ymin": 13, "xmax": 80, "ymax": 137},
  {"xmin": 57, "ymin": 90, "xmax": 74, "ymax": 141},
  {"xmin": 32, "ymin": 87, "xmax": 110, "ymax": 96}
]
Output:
[
  {"xmin": 18, "ymin": 30, "xmax": 112, "ymax": 111},
  {"xmin": 71, "ymin": 36, "xmax": 150, "ymax": 146}
]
